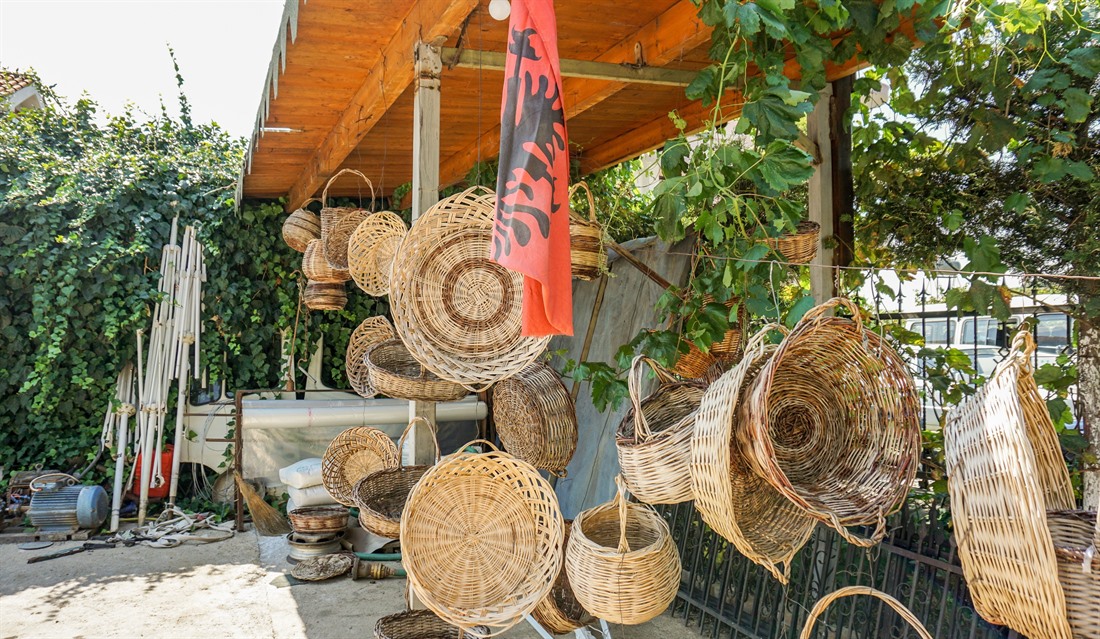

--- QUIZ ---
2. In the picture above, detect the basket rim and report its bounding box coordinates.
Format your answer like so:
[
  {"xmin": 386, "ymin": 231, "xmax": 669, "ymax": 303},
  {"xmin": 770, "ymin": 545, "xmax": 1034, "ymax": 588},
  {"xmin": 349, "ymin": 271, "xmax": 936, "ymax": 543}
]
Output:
[{"xmin": 569, "ymin": 497, "xmax": 670, "ymax": 560}]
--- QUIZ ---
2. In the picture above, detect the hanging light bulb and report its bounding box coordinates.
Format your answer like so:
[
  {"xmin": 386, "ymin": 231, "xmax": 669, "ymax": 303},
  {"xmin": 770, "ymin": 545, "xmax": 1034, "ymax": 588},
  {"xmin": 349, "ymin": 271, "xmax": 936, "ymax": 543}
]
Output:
[{"xmin": 488, "ymin": 0, "xmax": 511, "ymax": 21}]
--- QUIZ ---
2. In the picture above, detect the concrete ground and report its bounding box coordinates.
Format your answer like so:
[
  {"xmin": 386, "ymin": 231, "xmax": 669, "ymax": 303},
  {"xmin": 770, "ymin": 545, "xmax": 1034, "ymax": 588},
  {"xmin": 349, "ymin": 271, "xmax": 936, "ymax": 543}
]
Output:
[{"xmin": 0, "ymin": 529, "xmax": 698, "ymax": 639}]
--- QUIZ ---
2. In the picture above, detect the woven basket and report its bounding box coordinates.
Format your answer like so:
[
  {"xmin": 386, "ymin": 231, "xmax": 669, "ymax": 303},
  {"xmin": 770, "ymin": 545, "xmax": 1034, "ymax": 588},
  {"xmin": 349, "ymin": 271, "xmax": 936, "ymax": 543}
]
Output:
[
  {"xmin": 799, "ymin": 586, "xmax": 933, "ymax": 639},
  {"xmin": 365, "ymin": 339, "xmax": 467, "ymax": 402},
  {"xmin": 402, "ymin": 440, "xmax": 564, "ymax": 637},
  {"xmin": 492, "ymin": 362, "xmax": 577, "ymax": 477},
  {"xmin": 1049, "ymin": 506, "xmax": 1099, "ymax": 638},
  {"xmin": 565, "ymin": 476, "xmax": 680, "ymax": 625},
  {"xmin": 346, "ymin": 316, "xmax": 395, "ymax": 398},
  {"xmin": 616, "ymin": 356, "xmax": 704, "ymax": 505},
  {"xmin": 691, "ymin": 324, "xmax": 816, "ymax": 584},
  {"xmin": 374, "ymin": 610, "xmax": 489, "ymax": 639},
  {"xmin": 739, "ymin": 297, "xmax": 920, "ymax": 547},
  {"xmin": 282, "ymin": 200, "xmax": 321, "ymax": 253},
  {"xmin": 354, "ymin": 417, "xmax": 439, "ymax": 539},
  {"xmin": 764, "ymin": 221, "xmax": 819, "ymax": 264},
  {"xmin": 288, "ymin": 505, "xmax": 349, "ymax": 533},
  {"xmin": 348, "ymin": 211, "xmax": 408, "ymax": 296},
  {"xmin": 320, "ymin": 168, "xmax": 375, "ymax": 270},
  {"xmin": 568, "ymin": 182, "xmax": 606, "ymax": 281},
  {"xmin": 321, "ymin": 427, "xmax": 400, "ymax": 507},
  {"xmin": 304, "ymin": 281, "xmax": 347, "ymax": 311},
  {"xmin": 945, "ymin": 331, "xmax": 1078, "ymax": 639},
  {"xmin": 303, "ymin": 239, "xmax": 351, "ymax": 283},
  {"xmin": 531, "ymin": 520, "xmax": 594, "ymax": 634},
  {"xmin": 670, "ymin": 338, "xmax": 716, "ymax": 379},
  {"xmin": 388, "ymin": 186, "xmax": 550, "ymax": 391},
  {"xmin": 704, "ymin": 295, "xmax": 746, "ymax": 359}
]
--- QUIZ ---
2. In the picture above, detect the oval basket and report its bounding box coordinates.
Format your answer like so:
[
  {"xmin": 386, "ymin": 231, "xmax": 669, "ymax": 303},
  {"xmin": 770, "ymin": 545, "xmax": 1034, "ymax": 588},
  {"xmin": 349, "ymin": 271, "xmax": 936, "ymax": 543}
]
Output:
[
  {"xmin": 616, "ymin": 356, "xmax": 704, "ymax": 505},
  {"xmin": 739, "ymin": 297, "xmax": 920, "ymax": 547},
  {"xmin": 303, "ymin": 239, "xmax": 351, "ymax": 283},
  {"xmin": 374, "ymin": 610, "xmax": 489, "ymax": 639},
  {"xmin": 388, "ymin": 187, "xmax": 550, "ymax": 391},
  {"xmin": 303, "ymin": 281, "xmax": 347, "ymax": 311},
  {"xmin": 321, "ymin": 427, "xmax": 400, "ymax": 507},
  {"xmin": 565, "ymin": 476, "xmax": 680, "ymax": 625},
  {"xmin": 531, "ymin": 520, "xmax": 594, "ymax": 634},
  {"xmin": 401, "ymin": 440, "xmax": 564, "ymax": 637},
  {"xmin": 764, "ymin": 221, "xmax": 819, "ymax": 264},
  {"xmin": 492, "ymin": 362, "xmax": 577, "ymax": 477},
  {"xmin": 282, "ymin": 200, "xmax": 321, "ymax": 253},
  {"xmin": 354, "ymin": 417, "xmax": 439, "ymax": 539},
  {"xmin": 346, "ymin": 316, "xmax": 395, "ymax": 398},
  {"xmin": 348, "ymin": 211, "xmax": 408, "ymax": 296},
  {"xmin": 568, "ymin": 182, "xmax": 606, "ymax": 281},
  {"xmin": 287, "ymin": 505, "xmax": 349, "ymax": 534},
  {"xmin": 320, "ymin": 168, "xmax": 375, "ymax": 270},
  {"xmin": 365, "ymin": 339, "xmax": 467, "ymax": 402}
]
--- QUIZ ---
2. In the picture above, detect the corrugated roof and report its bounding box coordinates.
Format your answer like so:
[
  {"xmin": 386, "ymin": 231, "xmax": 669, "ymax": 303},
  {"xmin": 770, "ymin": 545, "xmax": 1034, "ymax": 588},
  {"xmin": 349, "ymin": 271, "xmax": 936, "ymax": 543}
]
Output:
[{"xmin": 0, "ymin": 70, "xmax": 35, "ymax": 99}]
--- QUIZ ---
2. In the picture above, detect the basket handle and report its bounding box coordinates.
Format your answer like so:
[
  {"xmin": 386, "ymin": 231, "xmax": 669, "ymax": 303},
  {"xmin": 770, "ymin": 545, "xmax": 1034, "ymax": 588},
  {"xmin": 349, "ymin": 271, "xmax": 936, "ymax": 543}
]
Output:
[
  {"xmin": 614, "ymin": 475, "xmax": 631, "ymax": 554},
  {"xmin": 321, "ymin": 168, "xmax": 376, "ymax": 209},
  {"xmin": 628, "ymin": 355, "xmax": 676, "ymax": 441},
  {"xmin": 451, "ymin": 439, "xmax": 500, "ymax": 455},
  {"xmin": 828, "ymin": 512, "xmax": 887, "ymax": 548},
  {"xmin": 743, "ymin": 323, "xmax": 789, "ymax": 355},
  {"xmin": 798, "ymin": 586, "xmax": 933, "ymax": 639},
  {"xmin": 295, "ymin": 198, "xmax": 321, "ymax": 212},
  {"xmin": 798, "ymin": 297, "xmax": 864, "ymax": 333},
  {"xmin": 396, "ymin": 417, "xmax": 440, "ymax": 465},
  {"xmin": 568, "ymin": 182, "xmax": 598, "ymax": 222}
]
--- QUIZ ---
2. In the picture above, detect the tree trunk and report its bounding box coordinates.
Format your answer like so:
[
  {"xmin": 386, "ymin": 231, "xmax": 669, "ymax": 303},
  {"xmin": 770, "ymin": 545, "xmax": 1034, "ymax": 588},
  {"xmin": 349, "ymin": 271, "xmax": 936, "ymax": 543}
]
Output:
[{"xmin": 1080, "ymin": 315, "xmax": 1100, "ymax": 509}]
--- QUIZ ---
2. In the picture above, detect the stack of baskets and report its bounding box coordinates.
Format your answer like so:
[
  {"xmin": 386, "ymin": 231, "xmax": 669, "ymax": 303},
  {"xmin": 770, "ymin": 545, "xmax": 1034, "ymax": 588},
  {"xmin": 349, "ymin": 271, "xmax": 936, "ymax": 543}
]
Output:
[
  {"xmin": 353, "ymin": 417, "xmax": 438, "ymax": 539},
  {"xmin": 321, "ymin": 427, "xmax": 399, "ymax": 507}
]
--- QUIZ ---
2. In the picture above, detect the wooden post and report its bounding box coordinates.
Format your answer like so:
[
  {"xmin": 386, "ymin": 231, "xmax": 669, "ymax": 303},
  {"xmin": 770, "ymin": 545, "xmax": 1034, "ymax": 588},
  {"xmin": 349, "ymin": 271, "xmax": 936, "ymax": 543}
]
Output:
[{"xmin": 808, "ymin": 84, "xmax": 835, "ymax": 305}]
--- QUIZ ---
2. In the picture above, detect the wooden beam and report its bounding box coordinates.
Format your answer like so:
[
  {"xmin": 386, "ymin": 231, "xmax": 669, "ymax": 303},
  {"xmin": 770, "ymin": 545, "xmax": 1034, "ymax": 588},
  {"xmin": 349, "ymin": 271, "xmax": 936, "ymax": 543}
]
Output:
[
  {"xmin": 808, "ymin": 83, "xmax": 835, "ymax": 305},
  {"xmin": 440, "ymin": 47, "xmax": 698, "ymax": 86},
  {"xmin": 283, "ymin": 0, "xmax": 478, "ymax": 212}
]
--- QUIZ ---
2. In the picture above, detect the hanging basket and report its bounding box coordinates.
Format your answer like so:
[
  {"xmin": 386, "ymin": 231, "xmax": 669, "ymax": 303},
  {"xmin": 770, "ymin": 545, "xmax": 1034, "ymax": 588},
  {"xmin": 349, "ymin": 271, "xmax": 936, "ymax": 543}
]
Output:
[
  {"xmin": 321, "ymin": 427, "xmax": 400, "ymax": 507},
  {"xmin": 799, "ymin": 587, "xmax": 933, "ymax": 639},
  {"xmin": 568, "ymin": 182, "xmax": 607, "ymax": 281},
  {"xmin": 374, "ymin": 610, "xmax": 489, "ymax": 639},
  {"xmin": 346, "ymin": 316, "xmax": 395, "ymax": 398},
  {"xmin": 531, "ymin": 520, "xmax": 595, "ymax": 634},
  {"xmin": 565, "ymin": 476, "xmax": 680, "ymax": 625},
  {"xmin": 348, "ymin": 211, "xmax": 408, "ymax": 296},
  {"xmin": 1049, "ymin": 506, "xmax": 1099, "ymax": 638},
  {"xmin": 739, "ymin": 297, "xmax": 920, "ymax": 547},
  {"xmin": 353, "ymin": 417, "xmax": 439, "ymax": 539},
  {"xmin": 669, "ymin": 338, "xmax": 716, "ymax": 379},
  {"xmin": 282, "ymin": 200, "xmax": 321, "ymax": 253},
  {"xmin": 616, "ymin": 356, "xmax": 704, "ymax": 505},
  {"xmin": 388, "ymin": 187, "xmax": 550, "ymax": 391},
  {"xmin": 704, "ymin": 295, "xmax": 746, "ymax": 360},
  {"xmin": 365, "ymin": 339, "xmax": 468, "ymax": 402},
  {"xmin": 763, "ymin": 221, "xmax": 819, "ymax": 264},
  {"xmin": 691, "ymin": 325, "xmax": 816, "ymax": 584},
  {"xmin": 492, "ymin": 362, "xmax": 577, "ymax": 477},
  {"xmin": 303, "ymin": 280, "xmax": 347, "ymax": 311},
  {"xmin": 303, "ymin": 239, "xmax": 351, "ymax": 283},
  {"xmin": 320, "ymin": 168, "xmax": 375, "ymax": 270},
  {"xmin": 287, "ymin": 505, "xmax": 349, "ymax": 534},
  {"xmin": 401, "ymin": 440, "xmax": 564, "ymax": 637}
]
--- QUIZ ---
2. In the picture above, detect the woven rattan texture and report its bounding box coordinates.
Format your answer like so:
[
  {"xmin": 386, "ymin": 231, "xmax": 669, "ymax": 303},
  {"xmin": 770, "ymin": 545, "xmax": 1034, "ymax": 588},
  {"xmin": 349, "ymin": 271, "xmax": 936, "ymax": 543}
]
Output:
[
  {"xmin": 799, "ymin": 586, "xmax": 933, "ymax": 639},
  {"xmin": 365, "ymin": 339, "xmax": 468, "ymax": 402},
  {"xmin": 568, "ymin": 182, "xmax": 606, "ymax": 281},
  {"xmin": 1048, "ymin": 508, "xmax": 1099, "ymax": 637},
  {"xmin": 388, "ymin": 187, "xmax": 550, "ymax": 391},
  {"xmin": 346, "ymin": 317, "xmax": 395, "ymax": 398},
  {"xmin": 764, "ymin": 221, "xmax": 819, "ymax": 264},
  {"xmin": 531, "ymin": 521, "xmax": 594, "ymax": 634},
  {"xmin": 303, "ymin": 281, "xmax": 347, "ymax": 311},
  {"xmin": 671, "ymin": 339, "xmax": 716, "ymax": 379},
  {"xmin": 282, "ymin": 202, "xmax": 321, "ymax": 253},
  {"xmin": 354, "ymin": 417, "xmax": 438, "ymax": 539},
  {"xmin": 348, "ymin": 211, "xmax": 408, "ymax": 296},
  {"xmin": 374, "ymin": 610, "xmax": 489, "ymax": 639},
  {"xmin": 321, "ymin": 427, "xmax": 399, "ymax": 507},
  {"xmin": 493, "ymin": 362, "xmax": 577, "ymax": 476},
  {"xmin": 320, "ymin": 168, "xmax": 375, "ymax": 270},
  {"xmin": 287, "ymin": 506, "xmax": 349, "ymax": 533},
  {"xmin": 303, "ymin": 239, "xmax": 351, "ymax": 283}
]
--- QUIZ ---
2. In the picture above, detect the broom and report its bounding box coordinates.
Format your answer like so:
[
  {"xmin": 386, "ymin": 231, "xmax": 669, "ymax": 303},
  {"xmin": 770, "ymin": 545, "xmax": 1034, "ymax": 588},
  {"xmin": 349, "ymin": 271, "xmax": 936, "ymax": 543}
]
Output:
[{"xmin": 233, "ymin": 471, "xmax": 291, "ymax": 536}]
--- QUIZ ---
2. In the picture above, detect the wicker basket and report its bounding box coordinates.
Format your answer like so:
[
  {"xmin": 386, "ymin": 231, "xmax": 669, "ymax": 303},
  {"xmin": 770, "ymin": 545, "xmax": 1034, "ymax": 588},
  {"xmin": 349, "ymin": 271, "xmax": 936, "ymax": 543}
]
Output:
[
  {"xmin": 303, "ymin": 239, "xmax": 351, "ymax": 283},
  {"xmin": 304, "ymin": 281, "xmax": 347, "ymax": 311},
  {"xmin": 321, "ymin": 427, "xmax": 400, "ymax": 507},
  {"xmin": 764, "ymin": 221, "xmax": 819, "ymax": 264},
  {"xmin": 670, "ymin": 338, "xmax": 716, "ymax": 379},
  {"xmin": 704, "ymin": 295, "xmax": 745, "ymax": 359},
  {"xmin": 492, "ymin": 362, "xmax": 577, "ymax": 477},
  {"xmin": 320, "ymin": 168, "xmax": 375, "ymax": 270},
  {"xmin": 374, "ymin": 610, "xmax": 489, "ymax": 639},
  {"xmin": 1048, "ymin": 507, "xmax": 1099, "ymax": 638},
  {"xmin": 282, "ymin": 200, "xmax": 321, "ymax": 253},
  {"xmin": 691, "ymin": 325, "xmax": 816, "ymax": 584},
  {"xmin": 568, "ymin": 182, "xmax": 606, "ymax": 281},
  {"xmin": 348, "ymin": 211, "xmax": 408, "ymax": 296},
  {"xmin": 531, "ymin": 520, "xmax": 594, "ymax": 634},
  {"xmin": 401, "ymin": 440, "xmax": 564, "ymax": 636},
  {"xmin": 287, "ymin": 505, "xmax": 349, "ymax": 534},
  {"xmin": 346, "ymin": 316, "xmax": 395, "ymax": 398},
  {"xmin": 388, "ymin": 186, "xmax": 550, "ymax": 391},
  {"xmin": 365, "ymin": 339, "xmax": 468, "ymax": 402},
  {"xmin": 616, "ymin": 356, "xmax": 704, "ymax": 505},
  {"xmin": 354, "ymin": 417, "xmax": 439, "ymax": 539},
  {"xmin": 799, "ymin": 586, "xmax": 933, "ymax": 639},
  {"xmin": 739, "ymin": 297, "xmax": 920, "ymax": 547},
  {"xmin": 565, "ymin": 476, "xmax": 680, "ymax": 625}
]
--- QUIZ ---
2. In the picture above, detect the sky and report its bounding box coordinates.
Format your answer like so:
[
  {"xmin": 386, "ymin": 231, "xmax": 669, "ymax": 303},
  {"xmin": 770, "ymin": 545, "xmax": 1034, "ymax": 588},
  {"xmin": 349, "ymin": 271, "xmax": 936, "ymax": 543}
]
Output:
[{"xmin": 0, "ymin": 0, "xmax": 287, "ymax": 138}]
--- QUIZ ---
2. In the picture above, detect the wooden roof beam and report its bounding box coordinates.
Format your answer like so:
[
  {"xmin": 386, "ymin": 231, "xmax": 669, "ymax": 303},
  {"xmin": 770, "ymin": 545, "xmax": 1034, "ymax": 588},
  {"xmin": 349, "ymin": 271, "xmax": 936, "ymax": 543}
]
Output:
[
  {"xmin": 284, "ymin": 0, "xmax": 479, "ymax": 212},
  {"xmin": 440, "ymin": 47, "xmax": 698, "ymax": 86}
]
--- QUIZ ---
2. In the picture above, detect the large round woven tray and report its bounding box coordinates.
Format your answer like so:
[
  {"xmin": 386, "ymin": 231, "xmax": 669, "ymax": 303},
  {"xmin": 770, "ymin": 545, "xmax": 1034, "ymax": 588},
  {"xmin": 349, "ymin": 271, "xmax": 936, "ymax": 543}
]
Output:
[
  {"xmin": 354, "ymin": 417, "xmax": 439, "ymax": 539},
  {"xmin": 388, "ymin": 187, "xmax": 550, "ymax": 391},
  {"xmin": 348, "ymin": 211, "xmax": 408, "ymax": 296},
  {"xmin": 402, "ymin": 440, "xmax": 564, "ymax": 637},
  {"xmin": 492, "ymin": 362, "xmax": 577, "ymax": 476},
  {"xmin": 531, "ymin": 520, "xmax": 594, "ymax": 634},
  {"xmin": 365, "ymin": 339, "xmax": 468, "ymax": 402},
  {"xmin": 320, "ymin": 168, "xmax": 374, "ymax": 270},
  {"xmin": 374, "ymin": 610, "xmax": 489, "ymax": 639},
  {"xmin": 321, "ymin": 427, "xmax": 400, "ymax": 507},
  {"xmin": 346, "ymin": 316, "xmax": 395, "ymax": 398}
]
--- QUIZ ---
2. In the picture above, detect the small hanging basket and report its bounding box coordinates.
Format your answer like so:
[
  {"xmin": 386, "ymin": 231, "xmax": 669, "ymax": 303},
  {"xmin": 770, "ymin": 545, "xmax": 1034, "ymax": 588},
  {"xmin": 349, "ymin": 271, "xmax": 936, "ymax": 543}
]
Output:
[
  {"xmin": 374, "ymin": 610, "xmax": 488, "ymax": 639},
  {"xmin": 303, "ymin": 239, "xmax": 351, "ymax": 283},
  {"xmin": 365, "ymin": 339, "xmax": 468, "ymax": 402},
  {"xmin": 568, "ymin": 182, "xmax": 607, "ymax": 281},
  {"xmin": 346, "ymin": 316, "xmax": 395, "ymax": 398},
  {"xmin": 669, "ymin": 338, "xmax": 716, "ymax": 379},
  {"xmin": 616, "ymin": 356, "xmax": 704, "ymax": 505},
  {"xmin": 704, "ymin": 295, "xmax": 746, "ymax": 360},
  {"xmin": 492, "ymin": 362, "xmax": 577, "ymax": 477},
  {"xmin": 531, "ymin": 520, "xmax": 595, "ymax": 634},
  {"xmin": 348, "ymin": 211, "xmax": 408, "ymax": 296},
  {"xmin": 763, "ymin": 221, "xmax": 819, "ymax": 264},
  {"xmin": 353, "ymin": 417, "xmax": 439, "ymax": 539},
  {"xmin": 282, "ymin": 199, "xmax": 321, "ymax": 253},
  {"xmin": 287, "ymin": 505, "xmax": 349, "ymax": 534},
  {"xmin": 303, "ymin": 280, "xmax": 347, "ymax": 311},
  {"xmin": 321, "ymin": 427, "xmax": 400, "ymax": 507},
  {"xmin": 320, "ymin": 168, "xmax": 375, "ymax": 270},
  {"xmin": 799, "ymin": 587, "xmax": 933, "ymax": 639},
  {"xmin": 565, "ymin": 476, "xmax": 680, "ymax": 625}
]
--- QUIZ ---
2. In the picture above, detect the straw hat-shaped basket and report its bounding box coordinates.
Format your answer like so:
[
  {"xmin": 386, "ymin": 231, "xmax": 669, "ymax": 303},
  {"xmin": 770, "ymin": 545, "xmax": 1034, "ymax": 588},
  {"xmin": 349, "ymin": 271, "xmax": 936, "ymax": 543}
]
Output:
[
  {"xmin": 303, "ymin": 239, "xmax": 351, "ymax": 283},
  {"xmin": 388, "ymin": 187, "xmax": 550, "ymax": 391},
  {"xmin": 374, "ymin": 610, "xmax": 489, "ymax": 639},
  {"xmin": 282, "ymin": 199, "xmax": 321, "ymax": 253},
  {"xmin": 353, "ymin": 417, "xmax": 438, "ymax": 539},
  {"xmin": 304, "ymin": 281, "xmax": 347, "ymax": 311},
  {"xmin": 346, "ymin": 316, "xmax": 394, "ymax": 398},
  {"xmin": 402, "ymin": 440, "xmax": 564, "ymax": 637},
  {"xmin": 763, "ymin": 221, "xmax": 819, "ymax": 264},
  {"xmin": 799, "ymin": 587, "xmax": 933, "ymax": 639},
  {"xmin": 616, "ymin": 355, "xmax": 704, "ymax": 505},
  {"xmin": 1048, "ymin": 506, "xmax": 1099, "ymax": 638},
  {"xmin": 531, "ymin": 520, "xmax": 594, "ymax": 634},
  {"xmin": 691, "ymin": 324, "xmax": 816, "ymax": 584},
  {"xmin": 320, "ymin": 168, "xmax": 375, "ymax": 270},
  {"xmin": 739, "ymin": 297, "xmax": 920, "ymax": 547},
  {"xmin": 321, "ymin": 427, "xmax": 400, "ymax": 507},
  {"xmin": 365, "ymin": 339, "xmax": 468, "ymax": 402},
  {"xmin": 945, "ymin": 331, "xmax": 1079, "ymax": 639},
  {"xmin": 568, "ymin": 182, "xmax": 607, "ymax": 281},
  {"xmin": 566, "ymin": 476, "xmax": 680, "ymax": 625},
  {"xmin": 492, "ymin": 362, "xmax": 577, "ymax": 477},
  {"xmin": 348, "ymin": 211, "xmax": 408, "ymax": 296}
]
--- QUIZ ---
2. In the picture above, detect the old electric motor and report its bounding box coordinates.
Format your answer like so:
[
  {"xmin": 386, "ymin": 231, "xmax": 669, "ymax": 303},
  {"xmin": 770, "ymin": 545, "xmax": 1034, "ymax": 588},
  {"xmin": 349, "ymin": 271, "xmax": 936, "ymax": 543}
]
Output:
[{"xmin": 28, "ymin": 484, "xmax": 109, "ymax": 532}]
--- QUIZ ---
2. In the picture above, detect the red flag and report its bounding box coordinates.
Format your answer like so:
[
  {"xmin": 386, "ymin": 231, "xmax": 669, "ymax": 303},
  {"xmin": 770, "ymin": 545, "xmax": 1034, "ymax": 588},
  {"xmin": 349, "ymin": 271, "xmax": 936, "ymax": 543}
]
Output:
[{"xmin": 490, "ymin": 0, "xmax": 573, "ymax": 337}]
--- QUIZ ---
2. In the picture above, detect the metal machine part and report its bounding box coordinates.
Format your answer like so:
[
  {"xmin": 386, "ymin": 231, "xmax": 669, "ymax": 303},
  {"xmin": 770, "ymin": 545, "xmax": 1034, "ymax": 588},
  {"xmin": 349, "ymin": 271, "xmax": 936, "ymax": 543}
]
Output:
[{"xmin": 28, "ymin": 485, "xmax": 110, "ymax": 532}]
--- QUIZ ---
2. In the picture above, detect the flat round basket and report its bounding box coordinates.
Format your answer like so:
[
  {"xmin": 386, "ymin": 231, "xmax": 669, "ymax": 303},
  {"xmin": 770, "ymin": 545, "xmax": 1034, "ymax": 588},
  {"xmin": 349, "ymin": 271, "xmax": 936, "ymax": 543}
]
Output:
[
  {"xmin": 691, "ymin": 324, "xmax": 816, "ymax": 584},
  {"xmin": 346, "ymin": 316, "xmax": 395, "ymax": 398},
  {"xmin": 282, "ymin": 200, "xmax": 321, "ymax": 253},
  {"xmin": 348, "ymin": 211, "xmax": 408, "ymax": 296},
  {"xmin": 565, "ymin": 476, "xmax": 680, "ymax": 625},
  {"xmin": 388, "ymin": 187, "xmax": 550, "ymax": 391},
  {"xmin": 764, "ymin": 221, "xmax": 819, "ymax": 264},
  {"xmin": 401, "ymin": 440, "xmax": 564, "ymax": 637},
  {"xmin": 568, "ymin": 182, "xmax": 606, "ymax": 281},
  {"xmin": 304, "ymin": 280, "xmax": 347, "ymax": 311},
  {"xmin": 321, "ymin": 427, "xmax": 400, "ymax": 507},
  {"xmin": 739, "ymin": 297, "xmax": 920, "ymax": 547},
  {"xmin": 493, "ymin": 362, "xmax": 577, "ymax": 476},
  {"xmin": 365, "ymin": 339, "xmax": 467, "ymax": 402},
  {"xmin": 320, "ymin": 168, "xmax": 375, "ymax": 270},
  {"xmin": 288, "ymin": 505, "xmax": 349, "ymax": 534},
  {"xmin": 1048, "ymin": 506, "xmax": 1099, "ymax": 638},
  {"xmin": 303, "ymin": 239, "xmax": 351, "ymax": 283},
  {"xmin": 616, "ymin": 356, "xmax": 704, "ymax": 505},
  {"xmin": 354, "ymin": 417, "xmax": 439, "ymax": 539},
  {"xmin": 290, "ymin": 552, "xmax": 354, "ymax": 582},
  {"xmin": 374, "ymin": 610, "xmax": 488, "ymax": 639},
  {"xmin": 531, "ymin": 520, "xmax": 594, "ymax": 634}
]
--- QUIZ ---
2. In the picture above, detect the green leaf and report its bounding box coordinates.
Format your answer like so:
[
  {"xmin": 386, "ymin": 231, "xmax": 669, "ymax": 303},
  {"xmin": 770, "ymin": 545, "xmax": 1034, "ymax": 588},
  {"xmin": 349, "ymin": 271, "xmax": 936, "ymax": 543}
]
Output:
[
  {"xmin": 741, "ymin": 89, "xmax": 812, "ymax": 141},
  {"xmin": 785, "ymin": 295, "xmax": 815, "ymax": 327},
  {"xmin": 1063, "ymin": 47, "xmax": 1100, "ymax": 79},
  {"xmin": 686, "ymin": 66, "xmax": 718, "ymax": 104},
  {"xmin": 1031, "ymin": 156, "xmax": 1067, "ymax": 183},
  {"xmin": 754, "ymin": 141, "xmax": 814, "ymax": 193},
  {"xmin": 1061, "ymin": 87, "xmax": 1092, "ymax": 123}
]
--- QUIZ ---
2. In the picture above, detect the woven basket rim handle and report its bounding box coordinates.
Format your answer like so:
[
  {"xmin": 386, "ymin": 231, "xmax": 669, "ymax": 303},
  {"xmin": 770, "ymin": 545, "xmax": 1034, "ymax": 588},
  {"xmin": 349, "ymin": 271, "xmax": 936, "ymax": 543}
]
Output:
[
  {"xmin": 990, "ymin": 330, "xmax": 1038, "ymax": 381},
  {"xmin": 451, "ymin": 439, "xmax": 499, "ymax": 455},
  {"xmin": 798, "ymin": 586, "xmax": 933, "ymax": 639},
  {"xmin": 743, "ymin": 322, "xmax": 789, "ymax": 354},
  {"xmin": 828, "ymin": 512, "xmax": 887, "ymax": 548},
  {"xmin": 295, "ymin": 198, "xmax": 321, "ymax": 211},
  {"xmin": 321, "ymin": 168, "xmax": 376, "ymax": 209},
  {"xmin": 628, "ymin": 355, "xmax": 673, "ymax": 440},
  {"xmin": 614, "ymin": 475, "xmax": 631, "ymax": 554},
  {"xmin": 396, "ymin": 417, "xmax": 440, "ymax": 465},
  {"xmin": 568, "ymin": 182, "xmax": 598, "ymax": 222},
  {"xmin": 799, "ymin": 297, "xmax": 864, "ymax": 332}
]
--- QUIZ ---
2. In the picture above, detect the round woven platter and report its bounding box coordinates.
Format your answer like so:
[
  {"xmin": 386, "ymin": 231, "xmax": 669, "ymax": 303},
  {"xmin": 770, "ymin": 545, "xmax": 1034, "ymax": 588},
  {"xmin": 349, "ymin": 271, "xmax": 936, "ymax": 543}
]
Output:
[
  {"xmin": 492, "ymin": 361, "xmax": 577, "ymax": 476},
  {"xmin": 321, "ymin": 427, "xmax": 400, "ymax": 506},
  {"xmin": 348, "ymin": 211, "xmax": 408, "ymax": 296},
  {"xmin": 346, "ymin": 316, "xmax": 395, "ymax": 398},
  {"xmin": 389, "ymin": 187, "xmax": 550, "ymax": 391}
]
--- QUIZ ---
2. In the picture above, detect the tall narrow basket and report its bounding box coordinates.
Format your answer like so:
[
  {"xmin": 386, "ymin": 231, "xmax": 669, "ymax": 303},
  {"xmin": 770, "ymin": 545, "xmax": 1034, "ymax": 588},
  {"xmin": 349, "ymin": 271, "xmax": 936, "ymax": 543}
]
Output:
[
  {"xmin": 320, "ymin": 168, "xmax": 374, "ymax": 270},
  {"xmin": 303, "ymin": 239, "xmax": 351, "ymax": 283},
  {"xmin": 282, "ymin": 200, "xmax": 321, "ymax": 253},
  {"xmin": 321, "ymin": 427, "xmax": 399, "ymax": 507},
  {"xmin": 568, "ymin": 182, "xmax": 606, "ymax": 281},
  {"xmin": 492, "ymin": 362, "xmax": 577, "ymax": 476},
  {"xmin": 353, "ymin": 417, "xmax": 439, "ymax": 539},
  {"xmin": 346, "ymin": 316, "xmax": 394, "ymax": 398}
]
